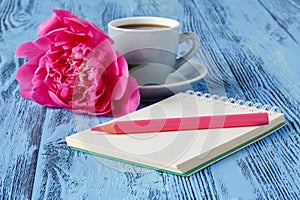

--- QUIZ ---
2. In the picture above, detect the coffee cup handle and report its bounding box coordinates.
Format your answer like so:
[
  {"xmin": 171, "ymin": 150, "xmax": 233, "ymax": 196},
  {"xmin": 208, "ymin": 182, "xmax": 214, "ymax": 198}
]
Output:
[{"xmin": 174, "ymin": 32, "xmax": 200, "ymax": 70}]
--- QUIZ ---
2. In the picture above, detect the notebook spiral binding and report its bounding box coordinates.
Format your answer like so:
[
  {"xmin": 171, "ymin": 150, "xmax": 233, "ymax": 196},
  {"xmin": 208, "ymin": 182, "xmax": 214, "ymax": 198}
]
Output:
[{"xmin": 184, "ymin": 90, "xmax": 281, "ymax": 114}]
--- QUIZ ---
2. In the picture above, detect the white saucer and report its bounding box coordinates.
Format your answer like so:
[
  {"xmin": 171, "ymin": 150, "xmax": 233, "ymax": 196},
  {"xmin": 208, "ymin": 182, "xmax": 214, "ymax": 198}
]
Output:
[{"xmin": 136, "ymin": 60, "xmax": 208, "ymax": 101}]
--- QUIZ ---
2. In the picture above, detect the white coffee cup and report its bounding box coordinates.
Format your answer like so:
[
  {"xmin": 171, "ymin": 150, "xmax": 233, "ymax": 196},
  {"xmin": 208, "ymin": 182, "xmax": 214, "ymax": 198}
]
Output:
[{"xmin": 108, "ymin": 17, "xmax": 200, "ymax": 78}]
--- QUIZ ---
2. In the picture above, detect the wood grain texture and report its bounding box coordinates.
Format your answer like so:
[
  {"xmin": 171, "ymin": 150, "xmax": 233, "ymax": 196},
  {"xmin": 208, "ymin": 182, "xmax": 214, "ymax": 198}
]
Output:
[
  {"xmin": 188, "ymin": 0, "xmax": 300, "ymax": 199},
  {"xmin": 0, "ymin": 0, "xmax": 48, "ymax": 199},
  {"xmin": 0, "ymin": 0, "xmax": 299, "ymax": 199},
  {"xmin": 259, "ymin": 0, "xmax": 300, "ymax": 44}
]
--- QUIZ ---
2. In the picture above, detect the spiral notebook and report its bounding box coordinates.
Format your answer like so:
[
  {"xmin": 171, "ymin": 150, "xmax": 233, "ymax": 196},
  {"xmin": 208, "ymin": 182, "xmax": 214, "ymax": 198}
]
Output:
[{"xmin": 66, "ymin": 91, "xmax": 285, "ymax": 176}]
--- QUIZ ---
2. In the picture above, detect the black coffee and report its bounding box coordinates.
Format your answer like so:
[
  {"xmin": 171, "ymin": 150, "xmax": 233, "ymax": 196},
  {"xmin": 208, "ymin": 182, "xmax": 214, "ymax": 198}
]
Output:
[{"xmin": 117, "ymin": 23, "xmax": 171, "ymax": 30}]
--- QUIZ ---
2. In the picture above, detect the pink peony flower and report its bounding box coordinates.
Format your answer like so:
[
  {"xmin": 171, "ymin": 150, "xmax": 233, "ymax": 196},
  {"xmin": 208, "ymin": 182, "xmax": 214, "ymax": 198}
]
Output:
[{"xmin": 15, "ymin": 10, "xmax": 140, "ymax": 116}]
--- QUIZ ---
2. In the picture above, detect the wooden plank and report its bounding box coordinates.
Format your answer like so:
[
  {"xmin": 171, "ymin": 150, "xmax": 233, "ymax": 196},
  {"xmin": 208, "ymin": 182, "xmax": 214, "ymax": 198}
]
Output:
[
  {"xmin": 180, "ymin": 0, "xmax": 300, "ymax": 199},
  {"xmin": 1, "ymin": 0, "xmax": 298, "ymax": 199},
  {"xmin": 31, "ymin": 108, "xmax": 173, "ymax": 199},
  {"xmin": 0, "ymin": 0, "xmax": 68, "ymax": 199},
  {"xmin": 259, "ymin": 0, "xmax": 300, "ymax": 44},
  {"xmin": 0, "ymin": 0, "xmax": 51, "ymax": 199}
]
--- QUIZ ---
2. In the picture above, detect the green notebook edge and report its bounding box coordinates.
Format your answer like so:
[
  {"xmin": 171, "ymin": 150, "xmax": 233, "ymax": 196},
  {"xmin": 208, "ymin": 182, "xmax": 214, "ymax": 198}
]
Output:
[{"xmin": 70, "ymin": 122, "xmax": 286, "ymax": 176}]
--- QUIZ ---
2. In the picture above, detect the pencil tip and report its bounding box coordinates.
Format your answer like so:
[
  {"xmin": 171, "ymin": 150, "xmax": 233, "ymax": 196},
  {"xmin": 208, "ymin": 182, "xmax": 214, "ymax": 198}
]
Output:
[
  {"xmin": 91, "ymin": 122, "xmax": 116, "ymax": 133},
  {"xmin": 90, "ymin": 126, "xmax": 103, "ymax": 132}
]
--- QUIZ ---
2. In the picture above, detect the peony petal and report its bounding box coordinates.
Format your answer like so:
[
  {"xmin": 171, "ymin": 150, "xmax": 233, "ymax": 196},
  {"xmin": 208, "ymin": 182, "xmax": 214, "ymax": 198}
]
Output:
[
  {"xmin": 87, "ymin": 23, "xmax": 113, "ymax": 45},
  {"xmin": 64, "ymin": 17, "xmax": 113, "ymax": 45},
  {"xmin": 38, "ymin": 14, "xmax": 61, "ymax": 37},
  {"xmin": 31, "ymin": 84, "xmax": 57, "ymax": 106},
  {"xmin": 48, "ymin": 91, "xmax": 70, "ymax": 107},
  {"xmin": 72, "ymin": 86, "xmax": 113, "ymax": 115},
  {"xmin": 115, "ymin": 52, "xmax": 129, "ymax": 76},
  {"xmin": 15, "ymin": 41, "xmax": 44, "ymax": 59},
  {"xmin": 64, "ymin": 17, "xmax": 89, "ymax": 31},
  {"xmin": 45, "ymin": 28, "xmax": 94, "ymax": 48},
  {"xmin": 109, "ymin": 74, "xmax": 128, "ymax": 100},
  {"xmin": 93, "ymin": 40, "xmax": 118, "ymax": 70},
  {"xmin": 31, "ymin": 85, "xmax": 57, "ymax": 107},
  {"xmin": 102, "ymin": 54, "xmax": 130, "ymax": 100},
  {"xmin": 32, "ymin": 36, "xmax": 52, "ymax": 51},
  {"xmin": 19, "ymin": 90, "xmax": 32, "ymax": 100},
  {"xmin": 53, "ymin": 9, "xmax": 77, "ymax": 23},
  {"xmin": 38, "ymin": 10, "xmax": 76, "ymax": 37},
  {"xmin": 16, "ymin": 55, "xmax": 43, "ymax": 99},
  {"xmin": 126, "ymin": 76, "xmax": 141, "ymax": 105},
  {"xmin": 42, "ymin": 28, "xmax": 68, "ymax": 41},
  {"xmin": 30, "ymin": 57, "xmax": 57, "ymax": 106},
  {"xmin": 94, "ymin": 90, "xmax": 114, "ymax": 115},
  {"xmin": 108, "ymin": 76, "xmax": 140, "ymax": 117},
  {"xmin": 103, "ymin": 53, "xmax": 119, "ymax": 75}
]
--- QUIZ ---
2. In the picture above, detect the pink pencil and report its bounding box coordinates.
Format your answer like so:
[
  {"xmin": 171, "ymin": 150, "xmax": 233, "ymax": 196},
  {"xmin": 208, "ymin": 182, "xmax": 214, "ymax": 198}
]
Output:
[{"xmin": 91, "ymin": 113, "xmax": 269, "ymax": 134}]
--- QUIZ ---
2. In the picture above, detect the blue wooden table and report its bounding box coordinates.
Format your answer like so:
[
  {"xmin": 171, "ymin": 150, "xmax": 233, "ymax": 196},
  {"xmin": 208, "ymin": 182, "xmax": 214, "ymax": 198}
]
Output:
[{"xmin": 1, "ymin": 0, "xmax": 299, "ymax": 199}]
